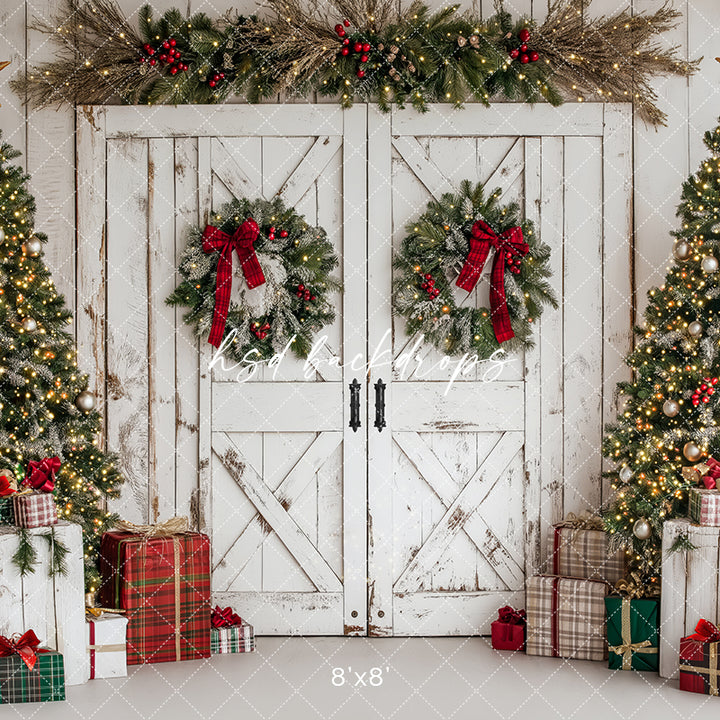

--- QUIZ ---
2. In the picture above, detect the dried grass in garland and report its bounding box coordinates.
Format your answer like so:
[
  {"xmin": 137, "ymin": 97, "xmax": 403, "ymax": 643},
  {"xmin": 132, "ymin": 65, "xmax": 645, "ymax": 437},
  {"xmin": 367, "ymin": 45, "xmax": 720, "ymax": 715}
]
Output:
[{"xmin": 10, "ymin": 0, "xmax": 697, "ymax": 125}]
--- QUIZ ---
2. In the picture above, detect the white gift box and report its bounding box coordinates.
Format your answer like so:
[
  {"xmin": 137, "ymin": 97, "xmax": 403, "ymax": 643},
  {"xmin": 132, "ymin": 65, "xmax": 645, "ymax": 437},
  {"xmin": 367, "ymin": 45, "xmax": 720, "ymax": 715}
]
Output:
[
  {"xmin": 0, "ymin": 520, "xmax": 88, "ymax": 685},
  {"xmin": 660, "ymin": 518, "xmax": 720, "ymax": 679},
  {"xmin": 86, "ymin": 612, "xmax": 128, "ymax": 679}
]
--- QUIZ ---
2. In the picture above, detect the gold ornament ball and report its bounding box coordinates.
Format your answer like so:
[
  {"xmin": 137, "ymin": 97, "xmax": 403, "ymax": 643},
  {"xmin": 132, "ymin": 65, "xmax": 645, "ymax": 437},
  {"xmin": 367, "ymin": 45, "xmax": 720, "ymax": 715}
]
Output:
[
  {"xmin": 688, "ymin": 320, "xmax": 703, "ymax": 338},
  {"xmin": 702, "ymin": 255, "xmax": 719, "ymax": 273},
  {"xmin": 673, "ymin": 240, "xmax": 691, "ymax": 261},
  {"xmin": 683, "ymin": 441, "xmax": 702, "ymax": 462},
  {"xmin": 633, "ymin": 518, "xmax": 652, "ymax": 540},
  {"xmin": 663, "ymin": 399, "xmax": 680, "ymax": 417},
  {"xmin": 619, "ymin": 465, "xmax": 633, "ymax": 483},
  {"xmin": 75, "ymin": 390, "xmax": 96, "ymax": 412},
  {"xmin": 22, "ymin": 236, "xmax": 42, "ymax": 257},
  {"xmin": 21, "ymin": 317, "xmax": 37, "ymax": 333}
]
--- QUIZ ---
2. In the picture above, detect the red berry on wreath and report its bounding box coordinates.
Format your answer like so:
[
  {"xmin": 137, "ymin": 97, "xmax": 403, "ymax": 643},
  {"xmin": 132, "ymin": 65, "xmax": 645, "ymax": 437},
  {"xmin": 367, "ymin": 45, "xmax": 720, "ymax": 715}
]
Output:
[
  {"xmin": 520, "ymin": 54, "xmax": 529, "ymax": 64},
  {"xmin": 354, "ymin": 42, "xmax": 363, "ymax": 53},
  {"xmin": 170, "ymin": 66, "xmax": 178, "ymax": 75},
  {"xmin": 143, "ymin": 43, "xmax": 151, "ymax": 51},
  {"xmin": 341, "ymin": 47, "xmax": 349, "ymax": 56},
  {"xmin": 149, "ymin": 58, "xmax": 157, "ymax": 66},
  {"xmin": 362, "ymin": 43, "xmax": 371, "ymax": 52},
  {"xmin": 335, "ymin": 24, "xmax": 344, "ymax": 34},
  {"xmin": 702, "ymin": 384, "xmax": 708, "ymax": 391},
  {"xmin": 280, "ymin": 230, "xmax": 288, "ymax": 238},
  {"xmin": 209, "ymin": 80, "xmax": 216, "ymax": 87},
  {"xmin": 361, "ymin": 54, "xmax": 369, "ymax": 63},
  {"xmin": 162, "ymin": 40, "xmax": 170, "ymax": 49},
  {"xmin": 344, "ymin": 19, "xmax": 350, "ymax": 27},
  {"xmin": 509, "ymin": 48, "xmax": 519, "ymax": 59},
  {"xmin": 357, "ymin": 69, "xmax": 365, "ymax": 78},
  {"xmin": 343, "ymin": 38, "xmax": 350, "ymax": 45},
  {"xmin": 519, "ymin": 28, "xmax": 530, "ymax": 43},
  {"xmin": 170, "ymin": 38, "xmax": 177, "ymax": 47},
  {"xmin": 421, "ymin": 283, "xmax": 428, "ymax": 289},
  {"xmin": 159, "ymin": 54, "xmax": 168, "ymax": 62},
  {"xmin": 424, "ymin": 273, "xmax": 432, "ymax": 279},
  {"xmin": 713, "ymin": 378, "xmax": 719, "ymax": 385},
  {"xmin": 530, "ymin": 51, "xmax": 539, "ymax": 62},
  {"xmin": 704, "ymin": 396, "xmax": 711, "ymax": 403},
  {"xmin": 140, "ymin": 57, "xmax": 146, "ymax": 63},
  {"xmin": 298, "ymin": 284, "xmax": 305, "ymax": 291},
  {"xmin": 520, "ymin": 43, "xmax": 528, "ymax": 53},
  {"xmin": 148, "ymin": 47, "xmax": 155, "ymax": 56},
  {"xmin": 311, "ymin": 295, "xmax": 317, "ymax": 301}
]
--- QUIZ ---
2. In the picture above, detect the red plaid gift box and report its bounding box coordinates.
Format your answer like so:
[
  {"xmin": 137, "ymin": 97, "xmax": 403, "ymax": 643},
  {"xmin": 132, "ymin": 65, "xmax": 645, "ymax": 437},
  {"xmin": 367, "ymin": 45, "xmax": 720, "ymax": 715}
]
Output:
[
  {"xmin": 679, "ymin": 620, "xmax": 720, "ymax": 696},
  {"xmin": 689, "ymin": 488, "xmax": 720, "ymax": 526},
  {"xmin": 526, "ymin": 575, "xmax": 609, "ymax": 661},
  {"xmin": 97, "ymin": 523, "xmax": 211, "ymax": 665},
  {"xmin": 13, "ymin": 493, "xmax": 57, "ymax": 529}
]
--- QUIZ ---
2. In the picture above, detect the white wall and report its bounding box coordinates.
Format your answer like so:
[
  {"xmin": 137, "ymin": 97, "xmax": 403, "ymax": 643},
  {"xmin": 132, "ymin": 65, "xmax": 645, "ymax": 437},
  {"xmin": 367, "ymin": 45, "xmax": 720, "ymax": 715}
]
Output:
[{"xmin": 0, "ymin": 0, "xmax": 719, "ymax": 360}]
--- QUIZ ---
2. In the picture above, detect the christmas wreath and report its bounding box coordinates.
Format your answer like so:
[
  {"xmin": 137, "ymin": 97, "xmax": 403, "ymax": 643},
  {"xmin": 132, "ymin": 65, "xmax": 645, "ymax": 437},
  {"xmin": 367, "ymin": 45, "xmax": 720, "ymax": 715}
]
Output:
[
  {"xmin": 167, "ymin": 197, "xmax": 340, "ymax": 362},
  {"xmin": 393, "ymin": 181, "xmax": 557, "ymax": 358}
]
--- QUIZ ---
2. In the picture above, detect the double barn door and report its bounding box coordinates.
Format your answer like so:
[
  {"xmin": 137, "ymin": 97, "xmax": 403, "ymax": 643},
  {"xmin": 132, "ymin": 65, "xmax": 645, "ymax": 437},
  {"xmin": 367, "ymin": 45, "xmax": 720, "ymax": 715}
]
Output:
[{"xmin": 76, "ymin": 103, "xmax": 631, "ymax": 636}]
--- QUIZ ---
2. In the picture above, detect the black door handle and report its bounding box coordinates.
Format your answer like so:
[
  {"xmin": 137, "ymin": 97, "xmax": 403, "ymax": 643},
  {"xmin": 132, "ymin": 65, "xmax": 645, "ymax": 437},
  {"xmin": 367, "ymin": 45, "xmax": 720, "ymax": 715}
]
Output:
[
  {"xmin": 374, "ymin": 379, "xmax": 386, "ymax": 432},
  {"xmin": 349, "ymin": 378, "xmax": 361, "ymax": 432}
]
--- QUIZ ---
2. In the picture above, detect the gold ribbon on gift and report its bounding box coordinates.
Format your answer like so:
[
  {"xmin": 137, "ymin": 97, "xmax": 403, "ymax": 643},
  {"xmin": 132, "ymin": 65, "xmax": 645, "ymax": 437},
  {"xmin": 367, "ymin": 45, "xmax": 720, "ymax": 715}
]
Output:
[
  {"xmin": 615, "ymin": 573, "xmax": 661, "ymax": 600},
  {"xmin": 608, "ymin": 596, "xmax": 658, "ymax": 670},
  {"xmin": 680, "ymin": 643, "xmax": 720, "ymax": 695},
  {"xmin": 556, "ymin": 511, "xmax": 604, "ymax": 531},
  {"xmin": 123, "ymin": 517, "xmax": 189, "ymax": 662},
  {"xmin": 86, "ymin": 607, "xmax": 126, "ymax": 619},
  {"xmin": 87, "ymin": 644, "xmax": 126, "ymax": 653}
]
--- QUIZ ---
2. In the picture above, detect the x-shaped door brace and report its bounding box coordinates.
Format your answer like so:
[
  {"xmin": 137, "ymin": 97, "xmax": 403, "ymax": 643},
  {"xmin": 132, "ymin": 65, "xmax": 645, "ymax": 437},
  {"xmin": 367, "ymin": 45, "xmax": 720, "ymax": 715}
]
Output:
[
  {"xmin": 393, "ymin": 430, "xmax": 525, "ymax": 594},
  {"xmin": 212, "ymin": 431, "xmax": 343, "ymax": 593}
]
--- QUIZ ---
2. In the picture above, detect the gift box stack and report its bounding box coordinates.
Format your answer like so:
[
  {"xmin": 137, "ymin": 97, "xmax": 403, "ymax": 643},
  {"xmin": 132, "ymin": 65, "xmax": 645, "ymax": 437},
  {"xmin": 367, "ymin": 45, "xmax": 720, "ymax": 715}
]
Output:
[{"xmin": 524, "ymin": 513, "xmax": 625, "ymax": 661}]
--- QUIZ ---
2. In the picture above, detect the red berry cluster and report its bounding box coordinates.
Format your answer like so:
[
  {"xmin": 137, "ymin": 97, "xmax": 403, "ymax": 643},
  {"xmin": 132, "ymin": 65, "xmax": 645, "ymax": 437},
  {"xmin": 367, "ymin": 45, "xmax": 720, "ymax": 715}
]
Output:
[
  {"xmin": 251, "ymin": 321, "xmax": 271, "ymax": 340},
  {"xmin": 506, "ymin": 251, "xmax": 523, "ymax": 275},
  {"xmin": 296, "ymin": 284, "xmax": 317, "ymax": 302},
  {"xmin": 692, "ymin": 377, "xmax": 719, "ymax": 406},
  {"xmin": 420, "ymin": 273, "xmax": 440, "ymax": 299},
  {"xmin": 508, "ymin": 28, "xmax": 539, "ymax": 65},
  {"xmin": 267, "ymin": 226, "xmax": 289, "ymax": 241},
  {"xmin": 208, "ymin": 72, "xmax": 226, "ymax": 88},
  {"xmin": 334, "ymin": 20, "xmax": 371, "ymax": 78},
  {"xmin": 140, "ymin": 38, "xmax": 188, "ymax": 74}
]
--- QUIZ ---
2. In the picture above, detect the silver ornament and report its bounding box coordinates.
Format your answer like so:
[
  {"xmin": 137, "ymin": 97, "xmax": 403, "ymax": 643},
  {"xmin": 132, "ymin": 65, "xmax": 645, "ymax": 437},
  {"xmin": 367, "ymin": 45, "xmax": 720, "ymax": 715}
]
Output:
[
  {"xmin": 712, "ymin": 222, "xmax": 720, "ymax": 234},
  {"xmin": 683, "ymin": 441, "xmax": 702, "ymax": 462},
  {"xmin": 0, "ymin": 228, "xmax": 5, "ymax": 244},
  {"xmin": 702, "ymin": 255, "xmax": 719, "ymax": 273},
  {"xmin": 688, "ymin": 320, "xmax": 704, "ymax": 338},
  {"xmin": 619, "ymin": 465, "xmax": 633, "ymax": 483},
  {"xmin": 75, "ymin": 390, "xmax": 96, "ymax": 412},
  {"xmin": 633, "ymin": 518, "xmax": 652, "ymax": 540},
  {"xmin": 22, "ymin": 236, "xmax": 42, "ymax": 257},
  {"xmin": 673, "ymin": 240, "xmax": 692, "ymax": 261},
  {"xmin": 21, "ymin": 317, "xmax": 37, "ymax": 333},
  {"xmin": 663, "ymin": 399, "xmax": 680, "ymax": 417}
]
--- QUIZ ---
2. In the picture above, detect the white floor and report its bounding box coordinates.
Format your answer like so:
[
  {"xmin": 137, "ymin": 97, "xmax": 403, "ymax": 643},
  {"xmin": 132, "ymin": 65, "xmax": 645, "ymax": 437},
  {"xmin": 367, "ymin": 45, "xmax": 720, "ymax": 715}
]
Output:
[{"xmin": 8, "ymin": 637, "xmax": 720, "ymax": 720}]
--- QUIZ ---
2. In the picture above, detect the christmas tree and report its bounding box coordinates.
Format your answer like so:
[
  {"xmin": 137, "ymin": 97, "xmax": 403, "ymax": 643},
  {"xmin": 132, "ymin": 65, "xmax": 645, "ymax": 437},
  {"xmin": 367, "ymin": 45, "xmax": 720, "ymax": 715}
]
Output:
[
  {"xmin": 602, "ymin": 119, "xmax": 720, "ymax": 596},
  {"xmin": 0, "ymin": 131, "xmax": 123, "ymax": 590}
]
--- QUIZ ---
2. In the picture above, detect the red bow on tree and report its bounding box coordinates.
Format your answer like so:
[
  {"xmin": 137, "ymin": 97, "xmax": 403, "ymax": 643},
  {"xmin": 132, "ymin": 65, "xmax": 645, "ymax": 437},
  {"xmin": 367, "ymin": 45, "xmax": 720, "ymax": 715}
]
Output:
[
  {"xmin": 202, "ymin": 218, "xmax": 266, "ymax": 347},
  {"xmin": 0, "ymin": 471, "xmax": 16, "ymax": 497},
  {"xmin": 497, "ymin": 605, "xmax": 526, "ymax": 626},
  {"xmin": 689, "ymin": 618, "xmax": 720, "ymax": 643},
  {"xmin": 23, "ymin": 457, "xmax": 61, "ymax": 493},
  {"xmin": 456, "ymin": 219, "xmax": 529, "ymax": 344},
  {"xmin": 701, "ymin": 457, "xmax": 720, "ymax": 489},
  {"xmin": 0, "ymin": 629, "xmax": 44, "ymax": 670},
  {"xmin": 211, "ymin": 605, "xmax": 243, "ymax": 628}
]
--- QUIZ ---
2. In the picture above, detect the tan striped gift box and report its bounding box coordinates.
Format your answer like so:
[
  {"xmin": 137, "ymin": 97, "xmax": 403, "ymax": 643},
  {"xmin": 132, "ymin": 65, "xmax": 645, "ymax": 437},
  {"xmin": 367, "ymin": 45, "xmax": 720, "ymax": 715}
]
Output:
[{"xmin": 548, "ymin": 524, "xmax": 625, "ymax": 584}]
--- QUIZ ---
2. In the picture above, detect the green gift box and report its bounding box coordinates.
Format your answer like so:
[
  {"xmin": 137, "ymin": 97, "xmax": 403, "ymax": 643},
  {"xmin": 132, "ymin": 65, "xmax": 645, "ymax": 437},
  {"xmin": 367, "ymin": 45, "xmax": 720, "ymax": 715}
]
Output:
[
  {"xmin": 0, "ymin": 650, "xmax": 65, "ymax": 704},
  {"xmin": 0, "ymin": 497, "xmax": 14, "ymax": 525},
  {"xmin": 605, "ymin": 596, "xmax": 659, "ymax": 671}
]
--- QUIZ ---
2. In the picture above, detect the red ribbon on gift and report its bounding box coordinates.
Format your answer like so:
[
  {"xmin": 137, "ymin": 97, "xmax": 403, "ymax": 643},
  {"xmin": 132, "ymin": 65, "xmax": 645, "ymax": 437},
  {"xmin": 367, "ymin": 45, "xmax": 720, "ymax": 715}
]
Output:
[
  {"xmin": 701, "ymin": 458, "xmax": 720, "ymax": 489},
  {"xmin": 22, "ymin": 457, "xmax": 60, "ymax": 493},
  {"xmin": 456, "ymin": 219, "xmax": 529, "ymax": 344},
  {"xmin": 689, "ymin": 619, "xmax": 720, "ymax": 643},
  {"xmin": 497, "ymin": 605, "xmax": 526, "ymax": 626},
  {"xmin": 0, "ymin": 629, "xmax": 45, "ymax": 670},
  {"xmin": 202, "ymin": 218, "xmax": 266, "ymax": 347},
  {"xmin": 0, "ymin": 473, "xmax": 15, "ymax": 497},
  {"xmin": 212, "ymin": 605, "xmax": 243, "ymax": 628}
]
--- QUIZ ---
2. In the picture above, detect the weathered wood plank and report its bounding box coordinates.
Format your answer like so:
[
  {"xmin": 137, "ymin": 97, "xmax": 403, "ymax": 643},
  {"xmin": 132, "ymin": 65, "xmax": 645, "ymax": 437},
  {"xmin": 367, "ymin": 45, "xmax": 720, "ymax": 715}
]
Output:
[
  {"xmin": 390, "ymin": 135, "xmax": 456, "ymax": 200},
  {"xmin": 213, "ymin": 431, "xmax": 343, "ymax": 593},
  {"xmin": 211, "ymin": 137, "xmax": 263, "ymax": 201},
  {"xmin": 276, "ymin": 135, "xmax": 342, "ymax": 207},
  {"xmin": 0, "ymin": 0, "xmax": 26, "ymax": 153}
]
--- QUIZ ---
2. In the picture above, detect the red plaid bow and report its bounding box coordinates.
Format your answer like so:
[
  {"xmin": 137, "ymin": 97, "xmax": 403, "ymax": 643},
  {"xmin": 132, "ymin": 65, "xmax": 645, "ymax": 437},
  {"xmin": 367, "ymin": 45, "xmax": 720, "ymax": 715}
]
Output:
[
  {"xmin": 689, "ymin": 619, "xmax": 720, "ymax": 643},
  {"xmin": 701, "ymin": 457, "xmax": 720, "ymax": 489},
  {"xmin": 23, "ymin": 457, "xmax": 60, "ymax": 493},
  {"xmin": 497, "ymin": 605, "xmax": 526, "ymax": 626},
  {"xmin": 456, "ymin": 219, "xmax": 529, "ymax": 344},
  {"xmin": 0, "ymin": 629, "xmax": 44, "ymax": 670},
  {"xmin": 211, "ymin": 605, "xmax": 243, "ymax": 628},
  {"xmin": 202, "ymin": 218, "xmax": 266, "ymax": 347}
]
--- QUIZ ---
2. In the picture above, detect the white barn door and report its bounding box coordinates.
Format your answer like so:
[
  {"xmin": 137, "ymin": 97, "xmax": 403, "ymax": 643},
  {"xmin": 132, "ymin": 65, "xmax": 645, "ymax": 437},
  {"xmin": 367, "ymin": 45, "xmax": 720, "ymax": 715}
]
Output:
[{"xmin": 366, "ymin": 104, "xmax": 632, "ymax": 636}]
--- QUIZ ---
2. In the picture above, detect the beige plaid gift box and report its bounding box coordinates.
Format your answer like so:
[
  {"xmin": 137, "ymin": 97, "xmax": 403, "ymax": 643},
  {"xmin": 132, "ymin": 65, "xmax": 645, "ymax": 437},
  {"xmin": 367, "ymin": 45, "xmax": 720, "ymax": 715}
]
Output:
[
  {"xmin": 689, "ymin": 488, "xmax": 720, "ymax": 526},
  {"xmin": 548, "ymin": 523, "xmax": 624, "ymax": 584},
  {"xmin": 526, "ymin": 575, "xmax": 609, "ymax": 661}
]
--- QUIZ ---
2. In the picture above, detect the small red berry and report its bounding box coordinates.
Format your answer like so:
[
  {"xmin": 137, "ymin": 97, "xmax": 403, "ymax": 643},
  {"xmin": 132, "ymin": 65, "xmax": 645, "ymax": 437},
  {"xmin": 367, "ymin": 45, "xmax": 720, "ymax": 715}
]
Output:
[
  {"xmin": 209, "ymin": 80, "xmax": 216, "ymax": 87},
  {"xmin": 354, "ymin": 42, "xmax": 363, "ymax": 53},
  {"xmin": 170, "ymin": 66, "xmax": 178, "ymax": 75},
  {"xmin": 704, "ymin": 396, "xmax": 711, "ymax": 403},
  {"xmin": 421, "ymin": 283, "xmax": 428, "ymax": 290},
  {"xmin": 520, "ymin": 43, "xmax": 528, "ymax": 53},
  {"xmin": 159, "ymin": 53, "xmax": 168, "ymax": 62},
  {"xmin": 168, "ymin": 56, "xmax": 176, "ymax": 64},
  {"xmin": 343, "ymin": 38, "xmax": 350, "ymax": 45},
  {"xmin": 713, "ymin": 378, "xmax": 719, "ymax": 385},
  {"xmin": 530, "ymin": 51, "xmax": 539, "ymax": 62},
  {"xmin": 143, "ymin": 44, "xmax": 151, "ymax": 51},
  {"xmin": 519, "ymin": 28, "xmax": 530, "ymax": 43},
  {"xmin": 148, "ymin": 48, "xmax": 155, "ymax": 56},
  {"xmin": 335, "ymin": 24, "xmax": 344, "ymax": 34},
  {"xmin": 357, "ymin": 69, "xmax": 365, "ymax": 78},
  {"xmin": 149, "ymin": 58, "xmax": 157, "ymax": 66},
  {"xmin": 280, "ymin": 230, "xmax": 288, "ymax": 238},
  {"xmin": 709, "ymin": 388, "xmax": 716, "ymax": 396},
  {"xmin": 219, "ymin": 72, "xmax": 224, "ymax": 79},
  {"xmin": 169, "ymin": 38, "xmax": 177, "ymax": 47},
  {"xmin": 361, "ymin": 54, "xmax": 368, "ymax": 63},
  {"xmin": 520, "ymin": 54, "xmax": 529, "ymax": 64},
  {"xmin": 509, "ymin": 48, "xmax": 519, "ymax": 59},
  {"xmin": 311, "ymin": 295, "xmax": 317, "ymax": 301},
  {"xmin": 298, "ymin": 284, "xmax": 305, "ymax": 291},
  {"xmin": 362, "ymin": 43, "xmax": 371, "ymax": 52},
  {"xmin": 139, "ymin": 57, "xmax": 146, "ymax": 63},
  {"xmin": 341, "ymin": 48, "xmax": 349, "ymax": 55},
  {"xmin": 343, "ymin": 19, "xmax": 350, "ymax": 27},
  {"xmin": 162, "ymin": 40, "xmax": 170, "ymax": 49}
]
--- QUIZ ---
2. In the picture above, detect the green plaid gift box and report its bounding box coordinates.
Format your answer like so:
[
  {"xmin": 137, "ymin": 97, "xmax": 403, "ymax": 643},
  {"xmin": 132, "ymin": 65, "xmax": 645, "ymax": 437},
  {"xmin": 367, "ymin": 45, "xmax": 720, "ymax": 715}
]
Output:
[
  {"xmin": 211, "ymin": 623, "xmax": 255, "ymax": 654},
  {"xmin": 0, "ymin": 650, "xmax": 65, "ymax": 704},
  {"xmin": 0, "ymin": 497, "xmax": 14, "ymax": 525}
]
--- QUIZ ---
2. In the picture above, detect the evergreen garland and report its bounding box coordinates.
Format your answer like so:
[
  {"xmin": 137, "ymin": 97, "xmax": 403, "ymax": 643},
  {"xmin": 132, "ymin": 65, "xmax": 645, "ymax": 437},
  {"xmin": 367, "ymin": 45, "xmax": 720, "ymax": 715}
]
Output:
[
  {"xmin": 392, "ymin": 180, "xmax": 556, "ymax": 358},
  {"xmin": 167, "ymin": 197, "xmax": 340, "ymax": 363}
]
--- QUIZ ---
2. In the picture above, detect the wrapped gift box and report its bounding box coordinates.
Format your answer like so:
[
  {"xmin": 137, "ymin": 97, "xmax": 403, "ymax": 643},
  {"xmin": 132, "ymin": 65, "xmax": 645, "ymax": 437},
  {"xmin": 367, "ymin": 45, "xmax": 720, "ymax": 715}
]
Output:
[
  {"xmin": 660, "ymin": 519, "xmax": 720, "ymax": 678},
  {"xmin": 679, "ymin": 630, "xmax": 720, "ymax": 695},
  {"xmin": 0, "ymin": 648, "xmax": 65, "ymax": 704},
  {"xmin": 0, "ymin": 497, "xmax": 14, "ymax": 525},
  {"xmin": 211, "ymin": 623, "xmax": 255, "ymax": 654},
  {"xmin": 491, "ymin": 621, "xmax": 525, "ymax": 652},
  {"xmin": 689, "ymin": 488, "xmax": 720, "ymax": 526},
  {"xmin": 86, "ymin": 613, "xmax": 128, "ymax": 679},
  {"xmin": 548, "ymin": 523, "xmax": 624, "ymax": 584},
  {"xmin": 526, "ymin": 575, "xmax": 608, "ymax": 661},
  {"xmin": 0, "ymin": 522, "xmax": 87, "ymax": 685},
  {"xmin": 13, "ymin": 493, "xmax": 57, "ymax": 529},
  {"xmin": 605, "ymin": 596, "xmax": 659, "ymax": 671},
  {"xmin": 98, "ymin": 530, "xmax": 211, "ymax": 665}
]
